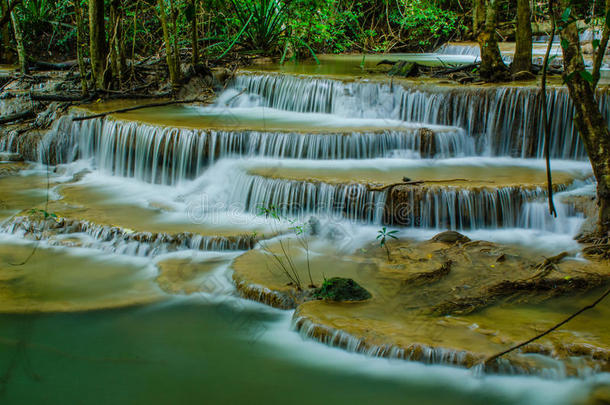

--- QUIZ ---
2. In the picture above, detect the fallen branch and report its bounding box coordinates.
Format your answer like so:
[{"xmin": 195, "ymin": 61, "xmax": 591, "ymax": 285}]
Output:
[
  {"xmin": 71, "ymin": 98, "xmax": 208, "ymax": 121},
  {"xmin": 484, "ymin": 287, "xmax": 610, "ymax": 366},
  {"xmin": 369, "ymin": 178, "xmax": 479, "ymax": 192},
  {"xmin": 529, "ymin": 251, "xmax": 568, "ymax": 280},
  {"xmin": 0, "ymin": 109, "xmax": 35, "ymax": 124}
]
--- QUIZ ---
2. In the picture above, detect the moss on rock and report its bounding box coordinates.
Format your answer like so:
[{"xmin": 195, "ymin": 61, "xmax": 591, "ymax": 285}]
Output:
[{"xmin": 314, "ymin": 277, "xmax": 372, "ymax": 302}]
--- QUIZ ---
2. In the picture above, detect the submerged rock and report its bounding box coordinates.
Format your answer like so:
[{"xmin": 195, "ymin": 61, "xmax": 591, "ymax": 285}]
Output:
[
  {"xmin": 314, "ymin": 277, "xmax": 371, "ymax": 302},
  {"xmin": 431, "ymin": 230, "xmax": 471, "ymax": 244}
]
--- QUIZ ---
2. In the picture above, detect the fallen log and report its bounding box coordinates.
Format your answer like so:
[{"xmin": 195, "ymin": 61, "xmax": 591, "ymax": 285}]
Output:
[
  {"xmin": 30, "ymin": 93, "xmax": 90, "ymax": 102},
  {"xmin": 31, "ymin": 60, "xmax": 78, "ymax": 71},
  {"xmin": 0, "ymin": 109, "xmax": 35, "ymax": 124}
]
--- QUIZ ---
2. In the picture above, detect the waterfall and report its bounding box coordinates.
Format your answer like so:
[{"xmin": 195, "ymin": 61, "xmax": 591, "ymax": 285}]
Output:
[
  {"xmin": 385, "ymin": 185, "xmax": 566, "ymax": 229},
  {"xmin": 4, "ymin": 216, "xmax": 255, "ymax": 256},
  {"xmin": 40, "ymin": 115, "xmax": 473, "ymax": 184},
  {"xmin": 219, "ymin": 170, "xmax": 577, "ymax": 230},
  {"xmin": 228, "ymin": 73, "xmax": 608, "ymax": 159},
  {"xmin": 435, "ymin": 43, "xmax": 481, "ymax": 57},
  {"xmin": 226, "ymin": 172, "xmax": 387, "ymax": 224}
]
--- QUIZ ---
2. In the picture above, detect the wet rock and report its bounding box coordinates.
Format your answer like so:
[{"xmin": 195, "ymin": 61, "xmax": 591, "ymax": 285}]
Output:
[
  {"xmin": 511, "ymin": 71, "xmax": 536, "ymax": 81},
  {"xmin": 0, "ymin": 152, "xmax": 22, "ymax": 162},
  {"xmin": 388, "ymin": 61, "xmax": 419, "ymax": 77},
  {"xmin": 431, "ymin": 230, "xmax": 471, "ymax": 244},
  {"xmin": 580, "ymin": 383, "xmax": 610, "ymax": 405},
  {"xmin": 417, "ymin": 127, "xmax": 437, "ymax": 158},
  {"xmin": 314, "ymin": 277, "xmax": 371, "ymax": 302}
]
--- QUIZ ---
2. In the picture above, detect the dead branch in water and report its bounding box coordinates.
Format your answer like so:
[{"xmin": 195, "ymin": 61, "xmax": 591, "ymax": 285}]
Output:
[
  {"xmin": 540, "ymin": 0, "xmax": 557, "ymax": 217},
  {"xmin": 368, "ymin": 178, "xmax": 486, "ymax": 192},
  {"xmin": 528, "ymin": 251, "xmax": 568, "ymax": 280},
  {"xmin": 484, "ymin": 287, "xmax": 610, "ymax": 366},
  {"xmin": 71, "ymin": 98, "xmax": 209, "ymax": 121}
]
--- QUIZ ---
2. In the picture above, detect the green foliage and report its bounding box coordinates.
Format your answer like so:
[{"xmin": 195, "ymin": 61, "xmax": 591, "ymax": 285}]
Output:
[
  {"xmin": 29, "ymin": 208, "xmax": 58, "ymax": 220},
  {"xmin": 389, "ymin": 0, "xmax": 460, "ymax": 47},
  {"xmin": 16, "ymin": 0, "xmax": 75, "ymax": 53},
  {"xmin": 228, "ymin": 0, "xmax": 287, "ymax": 53}
]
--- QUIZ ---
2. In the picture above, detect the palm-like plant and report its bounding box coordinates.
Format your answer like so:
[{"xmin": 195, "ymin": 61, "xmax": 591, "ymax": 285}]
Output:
[
  {"xmin": 229, "ymin": 0, "xmax": 287, "ymax": 54},
  {"xmin": 377, "ymin": 227, "xmax": 398, "ymax": 261}
]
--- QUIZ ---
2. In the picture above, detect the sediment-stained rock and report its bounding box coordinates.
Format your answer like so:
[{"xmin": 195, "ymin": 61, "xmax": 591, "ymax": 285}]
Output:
[{"xmin": 230, "ymin": 237, "xmax": 610, "ymax": 374}]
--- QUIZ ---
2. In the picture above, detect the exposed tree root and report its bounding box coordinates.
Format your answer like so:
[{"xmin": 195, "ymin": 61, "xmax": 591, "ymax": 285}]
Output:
[
  {"xmin": 406, "ymin": 260, "xmax": 453, "ymax": 284},
  {"xmin": 528, "ymin": 251, "xmax": 568, "ymax": 280},
  {"xmin": 434, "ymin": 274, "xmax": 610, "ymax": 315}
]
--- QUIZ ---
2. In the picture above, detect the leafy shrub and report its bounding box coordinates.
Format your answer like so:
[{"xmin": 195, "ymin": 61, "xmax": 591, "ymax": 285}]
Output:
[{"xmin": 390, "ymin": 0, "xmax": 461, "ymax": 48}]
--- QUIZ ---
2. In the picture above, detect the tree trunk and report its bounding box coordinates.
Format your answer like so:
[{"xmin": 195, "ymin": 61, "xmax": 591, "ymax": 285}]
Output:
[
  {"xmin": 157, "ymin": 0, "xmax": 181, "ymax": 89},
  {"xmin": 473, "ymin": 0, "xmax": 486, "ymax": 37},
  {"xmin": 477, "ymin": 0, "xmax": 509, "ymax": 81},
  {"xmin": 0, "ymin": 0, "xmax": 13, "ymax": 63},
  {"xmin": 10, "ymin": 7, "xmax": 27, "ymax": 74},
  {"xmin": 89, "ymin": 0, "xmax": 108, "ymax": 90},
  {"xmin": 559, "ymin": 0, "xmax": 610, "ymax": 236},
  {"xmin": 592, "ymin": 0, "xmax": 610, "ymax": 88},
  {"xmin": 512, "ymin": 0, "xmax": 532, "ymax": 74},
  {"xmin": 74, "ymin": 0, "xmax": 88, "ymax": 94},
  {"xmin": 190, "ymin": 0, "xmax": 199, "ymax": 66},
  {"xmin": 109, "ymin": 0, "xmax": 126, "ymax": 87}
]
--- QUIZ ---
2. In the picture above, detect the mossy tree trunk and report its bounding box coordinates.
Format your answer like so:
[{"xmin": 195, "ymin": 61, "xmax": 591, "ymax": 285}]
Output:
[
  {"xmin": 477, "ymin": 0, "xmax": 509, "ymax": 81},
  {"xmin": 10, "ymin": 6, "xmax": 26, "ymax": 74},
  {"xmin": 157, "ymin": 0, "xmax": 181, "ymax": 90},
  {"xmin": 89, "ymin": 0, "xmax": 108, "ymax": 90},
  {"xmin": 559, "ymin": 0, "xmax": 610, "ymax": 236},
  {"xmin": 74, "ymin": 0, "xmax": 88, "ymax": 94},
  {"xmin": 512, "ymin": 0, "xmax": 532, "ymax": 74}
]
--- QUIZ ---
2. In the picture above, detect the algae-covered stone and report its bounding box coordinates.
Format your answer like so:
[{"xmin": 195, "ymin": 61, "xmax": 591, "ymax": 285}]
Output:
[
  {"xmin": 431, "ymin": 230, "xmax": 471, "ymax": 244},
  {"xmin": 314, "ymin": 277, "xmax": 371, "ymax": 302}
]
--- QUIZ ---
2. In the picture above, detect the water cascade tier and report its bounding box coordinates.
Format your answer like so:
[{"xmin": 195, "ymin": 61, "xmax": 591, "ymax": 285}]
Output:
[
  {"xmin": 1, "ymin": 64, "xmax": 607, "ymax": 383},
  {"xmin": 234, "ymin": 159, "xmax": 591, "ymax": 229},
  {"xmin": 40, "ymin": 110, "xmax": 471, "ymax": 182},
  {"xmin": 227, "ymin": 73, "xmax": 610, "ymax": 159}
]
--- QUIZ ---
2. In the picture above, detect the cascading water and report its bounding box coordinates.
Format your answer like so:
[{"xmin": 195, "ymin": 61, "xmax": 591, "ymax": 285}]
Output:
[
  {"xmin": 227, "ymin": 73, "xmax": 610, "ymax": 159},
  {"xmin": 26, "ymin": 71, "xmax": 595, "ymax": 236},
  {"xmin": 2, "ymin": 58, "xmax": 607, "ymax": 388},
  {"xmin": 39, "ymin": 114, "xmax": 472, "ymax": 182}
]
